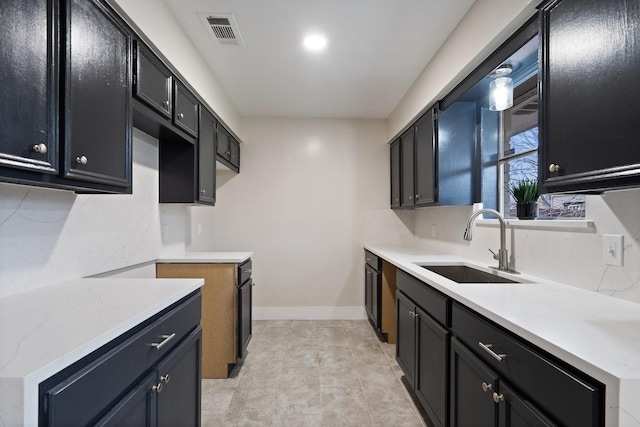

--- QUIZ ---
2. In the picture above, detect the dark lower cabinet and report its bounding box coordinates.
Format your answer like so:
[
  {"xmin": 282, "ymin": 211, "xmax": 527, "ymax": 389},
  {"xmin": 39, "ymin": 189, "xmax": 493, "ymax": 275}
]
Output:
[
  {"xmin": 237, "ymin": 279, "xmax": 252, "ymax": 360},
  {"xmin": 63, "ymin": 0, "xmax": 132, "ymax": 189},
  {"xmin": 40, "ymin": 292, "xmax": 202, "ymax": 427},
  {"xmin": 450, "ymin": 337, "xmax": 555, "ymax": 427},
  {"xmin": 450, "ymin": 337, "xmax": 497, "ymax": 427},
  {"xmin": 364, "ymin": 251, "xmax": 384, "ymax": 339},
  {"xmin": 397, "ymin": 290, "xmax": 449, "ymax": 427}
]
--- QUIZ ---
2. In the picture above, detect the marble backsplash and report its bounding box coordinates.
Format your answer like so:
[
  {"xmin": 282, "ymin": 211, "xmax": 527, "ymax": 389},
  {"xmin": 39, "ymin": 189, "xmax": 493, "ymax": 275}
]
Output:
[
  {"xmin": 0, "ymin": 130, "xmax": 176, "ymax": 297},
  {"xmin": 365, "ymin": 189, "xmax": 640, "ymax": 305}
]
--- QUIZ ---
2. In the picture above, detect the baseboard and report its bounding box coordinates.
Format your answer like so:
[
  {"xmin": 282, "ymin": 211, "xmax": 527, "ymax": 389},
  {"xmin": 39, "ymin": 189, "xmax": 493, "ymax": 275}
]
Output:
[{"xmin": 253, "ymin": 306, "xmax": 367, "ymax": 320}]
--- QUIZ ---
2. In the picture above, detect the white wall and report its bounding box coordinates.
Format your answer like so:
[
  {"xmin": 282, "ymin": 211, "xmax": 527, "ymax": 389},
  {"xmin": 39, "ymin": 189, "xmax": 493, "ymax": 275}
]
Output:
[
  {"xmin": 0, "ymin": 130, "xmax": 177, "ymax": 297},
  {"xmin": 188, "ymin": 118, "xmax": 388, "ymax": 319},
  {"xmin": 387, "ymin": 0, "xmax": 538, "ymax": 140}
]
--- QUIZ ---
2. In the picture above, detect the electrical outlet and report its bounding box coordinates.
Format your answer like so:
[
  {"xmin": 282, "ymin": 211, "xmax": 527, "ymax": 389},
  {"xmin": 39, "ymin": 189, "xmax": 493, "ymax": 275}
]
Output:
[
  {"xmin": 431, "ymin": 224, "xmax": 436, "ymax": 238},
  {"xmin": 602, "ymin": 234, "xmax": 623, "ymax": 266},
  {"xmin": 197, "ymin": 224, "xmax": 203, "ymax": 236},
  {"xmin": 162, "ymin": 225, "xmax": 169, "ymax": 241}
]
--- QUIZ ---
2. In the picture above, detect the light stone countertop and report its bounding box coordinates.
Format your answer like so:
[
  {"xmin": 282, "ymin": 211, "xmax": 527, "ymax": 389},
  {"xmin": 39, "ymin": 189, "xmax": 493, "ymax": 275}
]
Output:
[
  {"xmin": 0, "ymin": 277, "xmax": 204, "ymax": 427},
  {"xmin": 156, "ymin": 251, "xmax": 253, "ymax": 264},
  {"xmin": 365, "ymin": 244, "xmax": 640, "ymax": 427}
]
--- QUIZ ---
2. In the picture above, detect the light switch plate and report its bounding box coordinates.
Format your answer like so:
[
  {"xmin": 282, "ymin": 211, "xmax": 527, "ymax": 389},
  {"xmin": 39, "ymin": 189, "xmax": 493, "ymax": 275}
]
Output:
[{"xmin": 602, "ymin": 234, "xmax": 623, "ymax": 266}]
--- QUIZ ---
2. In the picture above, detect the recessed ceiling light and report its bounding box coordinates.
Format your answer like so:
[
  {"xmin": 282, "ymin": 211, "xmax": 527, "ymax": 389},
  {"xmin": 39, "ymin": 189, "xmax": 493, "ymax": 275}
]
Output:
[{"xmin": 303, "ymin": 34, "xmax": 327, "ymax": 52}]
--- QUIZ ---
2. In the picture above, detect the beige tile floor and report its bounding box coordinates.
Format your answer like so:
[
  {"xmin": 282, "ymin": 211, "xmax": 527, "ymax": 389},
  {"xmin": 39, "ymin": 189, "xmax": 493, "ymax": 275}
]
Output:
[{"xmin": 201, "ymin": 320, "xmax": 427, "ymax": 426}]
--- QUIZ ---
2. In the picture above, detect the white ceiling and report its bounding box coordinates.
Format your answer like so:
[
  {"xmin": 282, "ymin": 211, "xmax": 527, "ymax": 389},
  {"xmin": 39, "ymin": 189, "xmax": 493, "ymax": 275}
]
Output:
[{"xmin": 162, "ymin": 0, "xmax": 476, "ymax": 119}]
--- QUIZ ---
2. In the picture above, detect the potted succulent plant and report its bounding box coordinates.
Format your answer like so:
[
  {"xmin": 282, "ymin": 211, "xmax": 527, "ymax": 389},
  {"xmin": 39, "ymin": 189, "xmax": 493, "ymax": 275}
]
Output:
[{"xmin": 508, "ymin": 179, "xmax": 539, "ymax": 219}]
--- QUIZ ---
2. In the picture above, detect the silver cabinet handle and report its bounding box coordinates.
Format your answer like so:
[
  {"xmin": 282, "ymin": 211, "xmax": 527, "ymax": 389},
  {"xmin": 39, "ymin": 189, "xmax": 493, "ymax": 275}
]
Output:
[
  {"xmin": 415, "ymin": 194, "xmax": 421, "ymax": 199},
  {"xmin": 177, "ymin": 113, "xmax": 184, "ymax": 119},
  {"xmin": 549, "ymin": 163, "xmax": 560, "ymax": 173},
  {"xmin": 152, "ymin": 382, "xmax": 163, "ymax": 393},
  {"xmin": 201, "ymin": 189, "xmax": 206, "ymax": 194},
  {"xmin": 493, "ymin": 392, "xmax": 504, "ymax": 403},
  {"xmin": 243, "ymin": 268, "xmax": 252, "ymax": 273},
  {"xmin": 163, "ymin": 100, "xmax": 170, "ymax": 108},
  {"xmin": 32, "ymin": 143, "xmax": 48, "ymax": 154},
  {"xmin": 409, "ymin": 196, "xmax": 413, "ymax": 200},
  {"xmin": 478, "ymin": 341, "xmax": 506, "ymax": 362},
  {"xmin": 481, "ymin": 381, "xmax": 492, "ymax": 392},
  {"xmin": 161, "ymin": 374, "xmax": 170, "ymax": 384},
  {"xmin": 75, "ymin": 155, "xmax": 88, "ymax": 165},
  {"xmin": 151, "ymin": 333, "xmax": 176, "ymax": 350}
]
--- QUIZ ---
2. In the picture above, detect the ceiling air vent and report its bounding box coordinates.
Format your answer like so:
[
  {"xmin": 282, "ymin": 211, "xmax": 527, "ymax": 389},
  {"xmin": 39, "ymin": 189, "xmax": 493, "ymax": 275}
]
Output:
[{"xmin": 201, "ymin": 13, "xmax": 245, "ymax": 47}]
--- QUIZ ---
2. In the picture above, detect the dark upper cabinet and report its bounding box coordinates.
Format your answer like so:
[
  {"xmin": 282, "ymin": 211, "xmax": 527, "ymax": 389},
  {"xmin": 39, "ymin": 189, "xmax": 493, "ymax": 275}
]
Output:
[
  {"xmin": 216, "ymin": 124, "xmax": 240, "ymax": 172},
  {"xmin": 414, "ymin": 109, "xmax": 437, "ymax": 206},
  {"xmin": 390, "ymin": 139, "xmax": 401, "ymax": 208},
  {"xmin": 540, "ymin": 0, "xmax": 640, "ymax": 193},
  {"xmin": 198, "ymin": 109, "xmax": 216, "ymax": 205},
  {"xmin": 134, "ymin": 41, "xmax": 172, "ymax": 119},
  {"xmin": 173, "ymin": 82, "xmax": 199, "ymax": 138},
  {"xmin": 62, "ymin": 0, "xmax": 132, "ymax": 189},
  {"xmin": 390, "ymin": 107, "xmax": 439, "ymax": 209},
  {"xmin": 0, "ymin": 0, "xmax": 58, "ymax": 176},
  {"xmin": 400, "ymin": 127, "xmax": 415, "ymax": 207}
]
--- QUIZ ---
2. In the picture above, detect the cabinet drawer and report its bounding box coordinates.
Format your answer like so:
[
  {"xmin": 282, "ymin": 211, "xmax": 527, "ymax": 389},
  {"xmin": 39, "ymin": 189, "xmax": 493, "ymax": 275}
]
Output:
[
  {"xmin": 238, "ymin": 259, "xmax": 252, "ymax": 286},
  {"xmin": 44, "ymin": 292, "xmax": 201, "ymax": 427},
  {"xmin": 397, "ymin": 269, "xmax": 449, "ymax": 327},
  {"xmin": 451, "ymin": 302, "xmax": 603, "ymax": 427},
  {"xmin": 365, "ymin": 250, "xmax": 380, "ymax": 271}
]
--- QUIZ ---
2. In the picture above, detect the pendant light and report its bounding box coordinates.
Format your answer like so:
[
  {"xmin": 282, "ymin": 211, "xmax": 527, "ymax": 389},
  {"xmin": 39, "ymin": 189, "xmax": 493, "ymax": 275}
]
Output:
[{"xmin": 489, "ymin": 64, "xmax": 514, "ymax": 111}]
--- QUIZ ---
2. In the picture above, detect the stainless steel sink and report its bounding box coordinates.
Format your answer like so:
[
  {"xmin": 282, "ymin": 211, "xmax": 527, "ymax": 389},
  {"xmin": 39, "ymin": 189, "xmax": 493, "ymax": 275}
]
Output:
[{"xmin": 420, "ymin": 265, "xmax": 518, "ymax": 284}]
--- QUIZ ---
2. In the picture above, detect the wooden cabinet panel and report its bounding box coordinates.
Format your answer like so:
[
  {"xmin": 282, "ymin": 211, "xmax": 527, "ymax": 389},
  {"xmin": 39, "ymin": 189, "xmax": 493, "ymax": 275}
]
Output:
[
  {"xmin": 63, "ymin": 0, "xmax": 131, "ymax": 188},
  {"xmin": 0, "ymin": 0, "xmax": 58, "ymax": 175},
  {"xmin": 156, "ymin": 262, "xmax": 251, "ymax": 378},
  {"xmin": 540, "ymin": 0, "xmax": 640, "ymax": 192}
]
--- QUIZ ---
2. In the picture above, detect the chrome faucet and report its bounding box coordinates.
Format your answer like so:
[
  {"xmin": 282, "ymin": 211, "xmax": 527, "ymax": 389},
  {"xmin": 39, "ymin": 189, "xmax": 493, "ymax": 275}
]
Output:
[{"xmin": 463, "ymin": 208, "xmax": 510, "ymax": 271}]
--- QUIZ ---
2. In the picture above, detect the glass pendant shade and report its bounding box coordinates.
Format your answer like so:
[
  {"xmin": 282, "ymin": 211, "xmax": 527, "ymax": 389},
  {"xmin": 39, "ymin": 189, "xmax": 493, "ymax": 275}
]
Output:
[{"xmin": 489, "ymin": 77, "xmax": 514, "ymax": 111}]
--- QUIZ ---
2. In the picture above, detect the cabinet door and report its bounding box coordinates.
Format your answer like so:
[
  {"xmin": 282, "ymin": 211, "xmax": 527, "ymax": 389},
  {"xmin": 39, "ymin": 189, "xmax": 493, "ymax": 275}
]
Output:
[
  {"xmin": 390, "ymin": 139, "xmax": 401, "ymax": 208},
  {"xmin": 229, "ymin": 136, "xmax": 240, "ymax": 169},
  {"xmin": 198, "ymin": 109, "xmax": 216, "ymax": 205},
  {"xmin": 400, "ymin": 127, "xmax": 415, "ymax": 207},
  {"xmin": 540, "ymin": 0, "xmax": 640, "ymax": 192},
  {"xmin": 365, "ymin": 266, "xmax": 373, "ymax": 320},
  {"xmin": 173, "ymin": 82, "xmax": 199, "ymax": 138},
  {"xmin": 157, "ymin": 327, "xmax": 202, "ymax": 427},
  {"xmin": 365, "ymin": 265, "xmax": 380, "ymax": 330},
  {"xmin": 216, "ymin": 125, "xmax": 230, "ymax": 160},
  {"xmin": 237, "ymin": 279, "xmax": 252, "ymax": 359},
  {"xmin": 450, "ymin": 337, "xmax": 498, "ymax": 427},
  {"xmin": 396, "ymin": 291, "xmax": 416, "ymax": 388},
  {"xmin": 497, "ymin": 382, "xmax": 556, "ymax": 427},
  {"xmin": 134, "ymin": 41, "xmax": 172, "ymax": 119},
  {"xmin": 94, "ymin": 372, "xmax": 158, "ymax": 427},
  {"xmin": 414, "ymin": 109, "xmax": 437, "ymax": 206},
  {"xmin": 63, "ymin": 0, "xmax": 131, "ymax": 188},
  {"xmin": 415, "ymin": 306, "xmax": 450, "ymax": 427},
  {"xmin": 0, "ymin": 0, "xmax": 58, "ymax": 175}
]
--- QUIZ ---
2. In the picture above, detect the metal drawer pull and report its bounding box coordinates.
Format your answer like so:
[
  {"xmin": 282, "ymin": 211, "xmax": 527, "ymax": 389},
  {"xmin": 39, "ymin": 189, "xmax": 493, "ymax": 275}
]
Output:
[
  {"xmin": 163, "ymin": 100, "xmax": 170, "ymax": 108},
  {"xmin": 151, "ymin": 333, "xmax": 176, "ymax": 350},
  {"xmin": 152, "ymin": 382, "xmax": 163, "ymax": 393},
  {"xmin": 161, "ymin": 374, "xmax": 171, "ymax": 384},
  {"xmin": 493, "ymin": 392, "xmax": 504, "ymax": 403},
  {"xmin": 243, "ymin": 268, "xmax": 252, "ymax": 273},
  {"xmin": 481, "ymin": 381, "xmax": 492, "ymax": 392},
  {"xmin": 177, "ymin": 113, "xmax": 184, "ymax": 119},
  {"xmin": 478, "ymin": 341, "xmax": 506, "ymax": 362}
]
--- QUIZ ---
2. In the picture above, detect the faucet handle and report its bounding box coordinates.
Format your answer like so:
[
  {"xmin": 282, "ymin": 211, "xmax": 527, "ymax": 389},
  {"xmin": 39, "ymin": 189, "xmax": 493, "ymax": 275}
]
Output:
[{"xmin": 488, "ymin": 249, "xmax": 499, "ymax": 260}]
